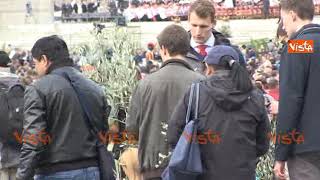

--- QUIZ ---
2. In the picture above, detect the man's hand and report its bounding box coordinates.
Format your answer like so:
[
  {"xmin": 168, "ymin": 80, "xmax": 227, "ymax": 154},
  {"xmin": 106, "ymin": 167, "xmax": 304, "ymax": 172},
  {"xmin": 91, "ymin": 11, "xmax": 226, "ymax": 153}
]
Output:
[{"xmin": 273, "ymin": 161, "xmax": 287, "ymax": 180}]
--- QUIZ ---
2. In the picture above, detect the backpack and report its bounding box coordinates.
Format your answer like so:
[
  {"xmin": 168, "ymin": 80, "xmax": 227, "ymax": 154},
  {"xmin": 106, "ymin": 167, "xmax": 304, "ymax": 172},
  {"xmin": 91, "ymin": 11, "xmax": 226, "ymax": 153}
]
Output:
[{"xmin": 0, "ymin": 79, "xmax": 25, "ymax": 148}]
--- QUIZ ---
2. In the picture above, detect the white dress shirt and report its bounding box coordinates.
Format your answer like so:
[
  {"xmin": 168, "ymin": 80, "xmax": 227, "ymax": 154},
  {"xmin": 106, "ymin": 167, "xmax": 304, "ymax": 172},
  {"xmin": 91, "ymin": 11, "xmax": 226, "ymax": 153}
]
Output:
[{"xmin": 190, "ymin": 33, "xmax": 215, "ymax": 57}]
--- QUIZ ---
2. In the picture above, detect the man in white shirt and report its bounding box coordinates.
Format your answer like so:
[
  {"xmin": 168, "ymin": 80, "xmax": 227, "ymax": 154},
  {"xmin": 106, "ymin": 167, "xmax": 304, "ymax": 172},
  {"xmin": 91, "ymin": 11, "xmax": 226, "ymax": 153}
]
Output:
[{"xmin": 185, "ymin": 0, "xmax": 243, "ymax": 73}]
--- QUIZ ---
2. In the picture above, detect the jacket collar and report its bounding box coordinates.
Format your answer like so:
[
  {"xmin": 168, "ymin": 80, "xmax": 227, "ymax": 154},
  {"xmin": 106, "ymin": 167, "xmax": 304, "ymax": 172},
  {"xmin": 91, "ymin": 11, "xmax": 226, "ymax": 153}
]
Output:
[
  {"xmin": 161, "ymin": 58, "xmax": 194, "ymax": 71},
  {"xmin": 187, "ymin": 29, "xmax": 231, "ymax": 61},
  {"xmin": 290, "ymin": 23, "xmax": 320, "ymax": 39},
  {"xmin": 188, "ymin": 29, "xmax": 230, "ymax": 46}
]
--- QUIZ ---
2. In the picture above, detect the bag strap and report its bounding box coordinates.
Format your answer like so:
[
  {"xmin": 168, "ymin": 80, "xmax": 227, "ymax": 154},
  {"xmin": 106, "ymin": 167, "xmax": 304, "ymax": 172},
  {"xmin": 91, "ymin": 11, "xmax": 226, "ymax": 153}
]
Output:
[
  {"xmin": 185, "ymin": 83, "xmax": 195, "ymax": 124},
  {"xmin": 185, "ymin": 82, "xmax": 200, "ymax": 124},
  {"xmin": 195, "ymin": 83, "xmax": 200, "ymax": 120},
  {"xmin": 52, "ymin": 71, "xmax": 101, "ymax": 139}
]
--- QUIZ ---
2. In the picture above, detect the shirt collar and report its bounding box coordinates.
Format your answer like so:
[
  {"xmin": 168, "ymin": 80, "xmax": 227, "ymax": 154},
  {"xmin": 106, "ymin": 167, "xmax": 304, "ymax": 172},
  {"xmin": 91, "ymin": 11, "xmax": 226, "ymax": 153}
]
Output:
[{"xmin": 190, "ymin": 33, "xmax": 215, "ymax": 49}]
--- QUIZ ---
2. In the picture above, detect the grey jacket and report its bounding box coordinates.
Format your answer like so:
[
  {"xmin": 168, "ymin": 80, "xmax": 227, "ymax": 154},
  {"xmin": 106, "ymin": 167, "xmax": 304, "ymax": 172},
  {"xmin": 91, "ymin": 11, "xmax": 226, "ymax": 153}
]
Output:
[{"xmin": 126, "ymin": 59, "xmax": 204, "ymax": 177}]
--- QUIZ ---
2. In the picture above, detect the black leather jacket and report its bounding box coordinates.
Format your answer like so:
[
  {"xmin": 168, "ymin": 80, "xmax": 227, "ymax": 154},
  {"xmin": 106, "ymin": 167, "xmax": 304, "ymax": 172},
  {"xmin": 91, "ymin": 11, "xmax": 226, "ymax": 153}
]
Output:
[{"xmin": 16, "ymin": 66, "xmax": 109, "ymax": 180}]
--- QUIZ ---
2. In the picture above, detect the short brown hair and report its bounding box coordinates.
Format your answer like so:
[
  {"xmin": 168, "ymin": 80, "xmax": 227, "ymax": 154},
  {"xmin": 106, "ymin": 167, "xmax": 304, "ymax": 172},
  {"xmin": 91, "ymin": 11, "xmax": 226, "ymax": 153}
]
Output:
[
  {"xmin": 157, "ymin": 24, "xmax": 190, "ymax": 56},
  {"xmin": 280, "ymin": 0, "xmax": 314, "ymax": 20},
  {"xmin": 188, "ymin": 0, "xmax": 216, "ymax": 23}
]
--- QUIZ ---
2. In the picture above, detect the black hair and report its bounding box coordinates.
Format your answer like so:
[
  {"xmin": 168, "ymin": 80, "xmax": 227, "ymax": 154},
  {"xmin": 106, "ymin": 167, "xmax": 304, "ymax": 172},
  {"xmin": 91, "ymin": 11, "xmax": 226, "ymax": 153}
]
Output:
[
  {"xmin": 212, "ymin": 55, "xmax": 253, "ymax": 92},
  {"xmin": 31, "ymin": 35, "xmax": 73, "ymax": 74},
  {"xmin": 0, "ymin": 51, "xmax": 10, "ymax": 67}
]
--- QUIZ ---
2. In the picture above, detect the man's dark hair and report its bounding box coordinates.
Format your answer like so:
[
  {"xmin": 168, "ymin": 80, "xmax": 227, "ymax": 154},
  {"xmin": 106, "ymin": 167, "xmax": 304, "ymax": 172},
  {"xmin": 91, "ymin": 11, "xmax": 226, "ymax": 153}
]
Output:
[
  {"xmin": 0, "ymin": 51, "xmax": 10, "ymax": 67},
  {"xmin": 276, "ymin": 20, "xmax": 288, "ymax": 39},
  {"xmin": 188, "ymin": 0, "xmax": 216, "ymax": 23},
  {"xmin": 280, "ymin": 0, "xmax": 314, "ymax": 20},
  {"xmin": 157, "ymin": 24, "xmax": 190, "ymax": 56},
  {"xmin": 32, "ymin": 35, "xmax": 70, "ymax": 62},
  {"xmin": 31, "ymin": 35, "xmax": 73, "ymax": 73}
]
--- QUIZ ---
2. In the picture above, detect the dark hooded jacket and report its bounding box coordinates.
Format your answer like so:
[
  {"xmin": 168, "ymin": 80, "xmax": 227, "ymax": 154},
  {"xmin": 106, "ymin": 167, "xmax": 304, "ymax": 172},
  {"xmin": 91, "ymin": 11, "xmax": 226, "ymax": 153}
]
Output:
[{"xmin": 168, "ymin": 70, "xmax": 270, "ymax": 180}]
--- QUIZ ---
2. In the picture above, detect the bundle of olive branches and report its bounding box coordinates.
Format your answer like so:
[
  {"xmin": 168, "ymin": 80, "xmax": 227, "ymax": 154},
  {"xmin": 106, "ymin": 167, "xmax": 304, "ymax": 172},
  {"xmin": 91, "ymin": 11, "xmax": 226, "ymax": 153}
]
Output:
[
  {"xmin": 72, "ymin": 26, "xmax": 140, "ymax": 123},
  {"xmin": 256, "ymin": 117, "xmax": 276, "ymax": 180}
]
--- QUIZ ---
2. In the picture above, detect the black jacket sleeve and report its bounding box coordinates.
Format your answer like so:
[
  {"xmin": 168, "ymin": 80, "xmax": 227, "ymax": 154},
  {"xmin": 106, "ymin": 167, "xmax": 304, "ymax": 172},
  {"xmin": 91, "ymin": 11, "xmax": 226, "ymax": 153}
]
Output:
[
  {"xmin": 256, "ymin": 102, "xmax": 271, "ymax": 157},
  {"xmin": 16, "ymin": 86, "xmax": 48, "ymax": 180},
  {"xmin": 275, "ymin": 51, "xmax": 310, "ymax": 161}
]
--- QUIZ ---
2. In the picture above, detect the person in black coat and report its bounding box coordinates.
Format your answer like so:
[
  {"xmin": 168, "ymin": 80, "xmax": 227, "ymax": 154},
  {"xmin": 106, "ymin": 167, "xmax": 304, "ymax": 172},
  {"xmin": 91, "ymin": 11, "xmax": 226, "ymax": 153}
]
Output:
[
  {"xmin": 16, "ymin": 35, "xmax": 109, "ymax": 180},
  {"xmin": 87, "ymin": 0, "xmax": 99, "ymax": 13},
  {"xmin": 168, "ymin": 45, "xmax": 270, "ymax": 180},
  {"xmin": 81, "ymin": 0, "xmax": 88, "ymax": 13},
  {"xmin": 274, "ymin": 0, "xmax": 320, "ymax": 179}
]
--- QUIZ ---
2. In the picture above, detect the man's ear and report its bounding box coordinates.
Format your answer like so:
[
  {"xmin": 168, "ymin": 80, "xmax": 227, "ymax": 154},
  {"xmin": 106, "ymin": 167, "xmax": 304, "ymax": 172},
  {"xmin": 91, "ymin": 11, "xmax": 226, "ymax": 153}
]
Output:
[
  {"xmin": 161, "ymin": 45, "xmax": 168, "ymax": 56},
  {"xmin": 41, "ymin": 55, "xmax": 51, "ymax": 67},
  {"xmin": 290, "ymin": 10, "xmax": 297, "ymax": 22}
]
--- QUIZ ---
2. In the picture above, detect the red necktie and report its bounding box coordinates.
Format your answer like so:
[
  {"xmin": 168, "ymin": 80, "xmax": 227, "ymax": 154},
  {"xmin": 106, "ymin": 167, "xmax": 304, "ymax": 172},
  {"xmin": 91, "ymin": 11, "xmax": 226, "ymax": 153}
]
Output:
[{"xmin": 197, "ymin": 45, "xmax": 208, "ymax": 57}]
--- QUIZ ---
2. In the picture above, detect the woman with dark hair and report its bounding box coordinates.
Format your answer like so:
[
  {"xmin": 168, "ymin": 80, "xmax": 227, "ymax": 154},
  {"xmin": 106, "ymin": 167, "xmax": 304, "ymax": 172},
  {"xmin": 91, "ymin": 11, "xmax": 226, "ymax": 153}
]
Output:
[
  {"xmin": 168, "ymin": 45, "xmax": 271, "ymax": 180},
  {"xmin": 276, "ymin": 20, "xmax": 289, "ymax": 59}
]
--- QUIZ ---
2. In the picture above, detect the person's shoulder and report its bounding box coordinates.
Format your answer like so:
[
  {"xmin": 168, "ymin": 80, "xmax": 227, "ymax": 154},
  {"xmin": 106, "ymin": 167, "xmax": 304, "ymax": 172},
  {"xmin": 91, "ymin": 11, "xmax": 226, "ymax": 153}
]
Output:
[
  {"xmin": 248, "ymin": 88, "xmax": 266, "ymax": 106},
  {"xmin": 31, "ymin": 74, "xmax": 56, "ymax": 88},
  {"xmin": 0, "ymin": 71, "xmax": 19, "ymax": 87},
  {"xmin": 212, "ymin": 29, "xmax": 231, "ymax": 45},
  {"xmin": 190, "ymin": 71, "xmax": 205, "ymax": 80},
  {"xmin": 296, "ymin": 24, "xmax": 320, "ymax": 38},
  {"xmin": 0, "ymin": 71, "xmax": 18, "ymax": 78}
]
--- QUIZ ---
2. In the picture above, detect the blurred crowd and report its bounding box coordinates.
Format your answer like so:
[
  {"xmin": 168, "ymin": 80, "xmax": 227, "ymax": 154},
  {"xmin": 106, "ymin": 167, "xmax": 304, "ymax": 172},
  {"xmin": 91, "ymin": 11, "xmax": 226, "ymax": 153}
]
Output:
[
  {"xmin": 1, "ymin": 46, "xmax": 37, "ymax": 86},
  {"xmin": 55, "ymin": 0, "xmax": 101, "ymax": 15},
  {"xmin": 243, "ymin": 40, "xmax": 280, "ymax": 118},
  {"xmin": 53, "ymin": 0, "xmax": 320, "ymax": 22},
  {"xmin": 123, "ymin": 0, "xmax": 279, "ymax": 21}
]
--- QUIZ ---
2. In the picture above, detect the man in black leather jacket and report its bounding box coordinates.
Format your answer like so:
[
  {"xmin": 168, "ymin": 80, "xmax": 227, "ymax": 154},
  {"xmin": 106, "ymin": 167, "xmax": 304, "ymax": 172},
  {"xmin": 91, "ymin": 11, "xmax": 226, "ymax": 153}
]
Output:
[{"xmin": 16, "ymin": 35, "xmax": 109, "ymax": 180}]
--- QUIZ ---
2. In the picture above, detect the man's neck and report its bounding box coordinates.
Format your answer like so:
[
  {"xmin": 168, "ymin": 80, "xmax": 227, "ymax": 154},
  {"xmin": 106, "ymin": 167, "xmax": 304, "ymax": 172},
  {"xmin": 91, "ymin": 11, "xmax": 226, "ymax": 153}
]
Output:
[
  {"xmin": 162, "ymin": 55, "xmax": 185, "ymax": 62},
  {"xmin": 190, "ymin": 33, "xmax": 214, "ymax": 48}
]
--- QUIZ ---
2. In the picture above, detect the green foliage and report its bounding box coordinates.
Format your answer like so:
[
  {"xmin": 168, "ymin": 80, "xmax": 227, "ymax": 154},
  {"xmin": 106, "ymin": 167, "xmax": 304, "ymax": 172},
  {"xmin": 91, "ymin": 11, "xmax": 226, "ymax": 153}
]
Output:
[
  {"xmin": 218, "ymin": 24, "xmax": 232, "ymax": 38},
  {"xmin": 249, "ymin": 38, "xmax": 269, "ymax": 53},
  {"xmin": 256, "ymin": 117, "xmax": 276, "ymax": 180},
  {"xmin": 72, "ymin": 27, "xmax": 140, "ymax": 122}
]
